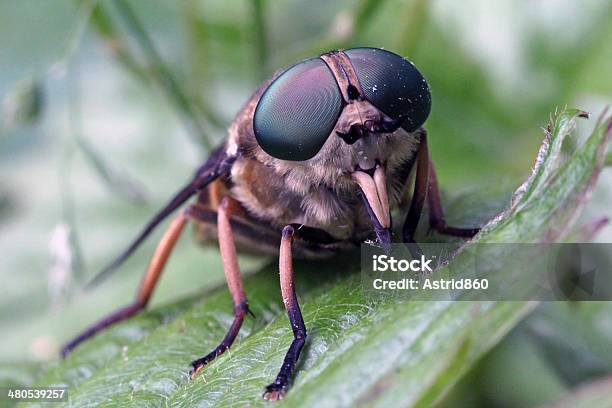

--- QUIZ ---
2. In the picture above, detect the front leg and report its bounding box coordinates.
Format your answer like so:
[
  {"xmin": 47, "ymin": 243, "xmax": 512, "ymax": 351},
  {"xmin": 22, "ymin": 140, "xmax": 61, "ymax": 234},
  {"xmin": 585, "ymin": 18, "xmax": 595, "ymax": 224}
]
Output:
[
  {"xmin": 402, "ymin": 132, "xmax": 479, "ymax": 246},
  {"xmin": 263, "ymin": 225, "xmax": 306, "ymax": 401},
  {"xmin": 427, "ymin": 160, "xmax": 480, "ymax": 237}
]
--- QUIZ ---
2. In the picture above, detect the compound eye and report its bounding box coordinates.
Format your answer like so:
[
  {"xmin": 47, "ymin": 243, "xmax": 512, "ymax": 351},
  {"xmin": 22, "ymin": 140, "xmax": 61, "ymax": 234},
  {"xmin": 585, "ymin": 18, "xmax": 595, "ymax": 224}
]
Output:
[
  {"xmin": 345, "ymin": 48, "xmax": 431, "ymax": 132},
  {"xmin": 253, "ymin": 58, "xmax": 343, "ymax": 161}
]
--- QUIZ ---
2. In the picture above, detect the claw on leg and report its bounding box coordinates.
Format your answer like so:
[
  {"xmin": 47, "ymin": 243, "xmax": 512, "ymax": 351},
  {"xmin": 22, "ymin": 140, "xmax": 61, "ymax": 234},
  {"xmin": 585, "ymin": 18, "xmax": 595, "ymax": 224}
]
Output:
[
  {"xmin": 189, "ymin": 303, "xmax": 249, "ymax": 379},
  {"xmin": 263, "ymin": 383, "xmax": 287, "ymax": 401}
]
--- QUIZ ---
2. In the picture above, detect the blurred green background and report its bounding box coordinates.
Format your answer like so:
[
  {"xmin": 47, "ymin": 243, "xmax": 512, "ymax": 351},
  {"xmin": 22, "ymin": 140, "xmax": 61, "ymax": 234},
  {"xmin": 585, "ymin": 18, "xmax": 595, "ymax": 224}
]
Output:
[{"xmin": 0, "ymin": 0, "xmax": 611, "ymax": 406}]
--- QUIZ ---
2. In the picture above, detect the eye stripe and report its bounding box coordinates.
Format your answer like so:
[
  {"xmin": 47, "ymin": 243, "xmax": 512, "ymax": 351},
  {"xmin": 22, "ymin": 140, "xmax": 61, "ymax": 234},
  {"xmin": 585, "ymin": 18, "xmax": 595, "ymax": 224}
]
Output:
[
  {"xmin": 345, "ymin": 48, "xmax": 431, "ymax": 132},
  {"xmin": 254, "ymin": 58, "xmax": 343, "ymax": 161}
]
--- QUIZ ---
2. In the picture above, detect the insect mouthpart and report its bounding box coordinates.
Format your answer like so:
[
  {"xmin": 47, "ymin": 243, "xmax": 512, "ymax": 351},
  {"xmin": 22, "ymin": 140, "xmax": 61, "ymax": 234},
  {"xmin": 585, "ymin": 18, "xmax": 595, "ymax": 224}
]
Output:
[{"xmin": 351, "ymin": 164, "xmax": 393, "ymax": 251}]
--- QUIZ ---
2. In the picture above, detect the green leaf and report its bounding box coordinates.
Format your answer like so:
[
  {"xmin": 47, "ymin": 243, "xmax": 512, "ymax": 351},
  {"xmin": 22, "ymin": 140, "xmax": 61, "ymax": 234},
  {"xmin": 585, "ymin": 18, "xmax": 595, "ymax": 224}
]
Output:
[
  {"xmin": 526, "ymin": 302, "xmax": 612, "ymax": 384},
  {"xmin": 0, "ymin": 361, "xmax": 42, "ymax": 389},
  {"xmin": 26, "ymin": 109, "xmax": 610, "ymax": 407},
  {"xmin": 540, "ymin": 376, "xmax": 612, "ymax": 408}
]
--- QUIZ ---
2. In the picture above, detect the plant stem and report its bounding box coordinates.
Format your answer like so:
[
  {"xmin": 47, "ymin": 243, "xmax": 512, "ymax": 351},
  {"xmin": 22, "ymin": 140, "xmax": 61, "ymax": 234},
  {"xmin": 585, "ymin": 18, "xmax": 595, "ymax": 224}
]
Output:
[
  {"xmin": 113, "ymin": 0, "xmax": 219, "ymax": 150},
  {"xmin": 352, "ymin": 0, "xmax": 385, "ymax": 31},
  {"xmin": 60, "ymin": 69, "xmax": 89, "ymax": 283},
  {"xmin": 251, "ymin": 0, "xmax": 269, "ymax": 81},
  {"xmin": 395, "ymin": 0, "xmax": 430, "ymax": 56},
  {"xmin": 59, "ymin": 0, "xmax": 97, "ymax": 66},
  {"xmin": 75, "ymin": 136, "xmax": 149, "ymax": 204},
  {"xmin": 179, "ymin": 1, "xmax": 213, "ymax": 97},
  {"xmin": 280, "ymin": 0, "xmax": 387, "ymax": 65},
  {"xmin": 83, "ymin": 0, "xmax": 150, "ymax": 83}
]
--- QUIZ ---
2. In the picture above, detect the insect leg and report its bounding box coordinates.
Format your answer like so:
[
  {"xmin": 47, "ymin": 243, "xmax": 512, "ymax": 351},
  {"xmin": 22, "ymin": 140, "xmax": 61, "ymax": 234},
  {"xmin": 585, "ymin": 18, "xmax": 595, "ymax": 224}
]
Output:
[
  {"xmin": 263, "ymin": 225, "xmax": 306, "ymax": 401},
  {"xmin": 402, "ymin": 133, "xmax": 479, "ymax": 250},
  {"xmin": 190, "ymin": 196, "xmax": 251, "ymax": 377},
  {"xmin": 401, "ymin": 132, "xmax": 429, "ymax": 256},
  {"xmin": 427, "ymin": 161, "xmax": 480, "ymax": 237},
  {"xmin": 61, "ymin": 212, "xmax": 188, "ymax": 357}
]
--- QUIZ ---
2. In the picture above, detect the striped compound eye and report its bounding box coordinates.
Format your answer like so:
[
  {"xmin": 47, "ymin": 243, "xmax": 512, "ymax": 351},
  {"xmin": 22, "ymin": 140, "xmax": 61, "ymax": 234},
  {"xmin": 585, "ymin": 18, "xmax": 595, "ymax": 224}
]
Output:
[
  {"xmin": 253, "ymin": 58, "xmax": 343, "ymax": 161},
  {"xmin": 344, "ymin": 47, "xmax": 431, "ymax": 132}
]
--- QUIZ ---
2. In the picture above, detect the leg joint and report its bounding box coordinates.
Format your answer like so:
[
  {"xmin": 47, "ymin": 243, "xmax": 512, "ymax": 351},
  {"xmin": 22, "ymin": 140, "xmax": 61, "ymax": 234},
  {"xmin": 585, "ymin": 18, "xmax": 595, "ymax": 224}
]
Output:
[
  {"xmin": 282, "ymin": 225, "xmax": 295, "ymax": 239},
  {"xmin": 233, "ymin": 301, "xmax": 251, "ymax": 317},
  {"xmin": 430, "ymin": 218, "xmax": 447, "ymax": 230},
  {"xmin": 294, "ymin": 328, "xmax": 307, "ymax": 340}
]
